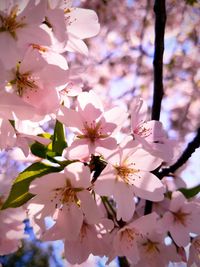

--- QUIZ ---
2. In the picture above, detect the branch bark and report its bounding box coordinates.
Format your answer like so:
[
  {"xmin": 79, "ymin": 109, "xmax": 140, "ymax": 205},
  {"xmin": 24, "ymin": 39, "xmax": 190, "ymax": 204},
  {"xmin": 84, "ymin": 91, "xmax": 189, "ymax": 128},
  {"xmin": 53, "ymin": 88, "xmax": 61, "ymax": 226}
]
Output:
[
  {"xmin": 145, "ymin": 0, "xmax": 166, "ymax": 215},
  {"xmin": 157, "ymin": 127, "xmax": 200, "ymax": 179},
  {"xmin": 145, "ymin": 128, "xmax": 200, "ymax": 214},
  {"xmin": 151, "ymin": 0, "xmax": 166, "ymax": 120}
]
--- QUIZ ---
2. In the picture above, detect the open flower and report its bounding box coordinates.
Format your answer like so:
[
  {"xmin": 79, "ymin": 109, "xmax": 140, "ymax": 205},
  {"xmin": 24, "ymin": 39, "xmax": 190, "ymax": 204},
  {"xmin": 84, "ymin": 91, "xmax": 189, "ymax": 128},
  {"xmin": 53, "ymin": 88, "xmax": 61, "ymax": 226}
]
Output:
[
  {"xmin": 2, "ymin": 48, "xmax": 69, "ymax": 119},
  {"xmin": 0, "ymin": 0, "xmax": 50, "ymax": 69},
  {"xmin": 131, "ymin": 97, "xmax": 176, "ymax": 163},
  {"xmin": 159, "ymin": 191, "xmax": 200, "ymax": 247},
  {"xmin": 57, "ymin": 90, "xmax": 127, "ymax": 160},
  {"xmin": 46, "ymin": 0, "xmax": 100, "ymax": 55},
  {"xmin": 188, "ymin": 235, "xmax": 200, "ymax": 267},
  {"xmin": 28, "ymin": 162, "xmax": 100, "ymax": 239},
  {"xmin": 112, "ymin": 213, "xmax": 159, "ymax": 265},
  {"xmin": 95, "ymin": 137, "xmax": 165, "ymax": 221}
]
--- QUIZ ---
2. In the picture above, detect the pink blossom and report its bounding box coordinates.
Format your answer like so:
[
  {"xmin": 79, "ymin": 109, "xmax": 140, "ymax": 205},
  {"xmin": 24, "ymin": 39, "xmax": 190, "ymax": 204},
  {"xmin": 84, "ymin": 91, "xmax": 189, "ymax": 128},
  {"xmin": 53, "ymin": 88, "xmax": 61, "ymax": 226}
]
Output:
[
  {"xmin": 133, "ymin": 231, "xmax": 181, "ymax": 267},
  {"xmin": 188, "ymin": 235, "xmax": 200, "ymax": 267},
  {"xmin": 57, "ymin": 91, "xmax": 127, "ymax": 160},
  {"xmin": 0, "ymin": 172, "xmax": 26, "ymax": 255},
  {"xmin": 0, "ymin": 119, "xmax": 16, "ymax": 150},
  {"xmin": 46, "ymin": 0, "xmax": 100, "ymax": 55},
  {"xmin": 2, "ymin": 48, "xmax": 69, "ymax": 118},
  {"xmin": 159, "ymin": 191, "xmax": 200, "ymax": 247},
  {"xmin": 95, "ymin": 137, "xmax": 165, "ymax": 221},
  {"xmin": 0, "ymin": 0, "xmax": 50, "ymax": 69},
  {"xmin": 28, "ymin": 162, "xmax": 100, "ymax": 238},
  {"xmin": 64, "ymin": 218, "xmax": 113, "ymax": 264},
  {"xmin": 0, "ymin": 208, "xmax": 25, "ymax": 255},
  {"xmin": 131, "ymin": 97, "xmax": 176, "ymax": 163},
  {"xmin": 112, "ymin": 213, "xmax": 159, "ymax": 265}
]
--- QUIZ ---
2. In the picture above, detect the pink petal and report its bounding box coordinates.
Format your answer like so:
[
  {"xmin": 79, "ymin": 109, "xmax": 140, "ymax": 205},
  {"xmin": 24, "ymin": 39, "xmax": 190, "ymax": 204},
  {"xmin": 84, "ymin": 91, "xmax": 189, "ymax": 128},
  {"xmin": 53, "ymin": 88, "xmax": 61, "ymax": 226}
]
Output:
[
  {"xmin": 67, "ymin": 8, "xmax": 100, "ymax": 39},
  {"xmin": 126, "ymin": 148, "xmax": 162, "ymax": 171},
  {"xmin": 78, "ymin": 191, "xmax": 100, "ymax": 224},
  {"xmin": 113, "ymin": 182, "xmax": 135, "ymax": 221},
  {"xmin": 132, "ymin": 171, "xmax": 165, "ymax": 201},
  {"xmin": 131, "ymin": 97, "xmax": 147, "ymax": 130},
  {"xmin": 64, "ymin": 139, "xmax": 91, "ymax": 160},
  {"xmin": 0, "ymin": 92, "xmax": 36, "ymax": 120},
  {"xmin": 64, "ymin": 162, "xmax": 91, "ymax": 188},
  {"xmin": 65, "ymin": 34, "xmax": 89, "ymax": 55},
  {"xmin": 57, "ymin": 106, "xmax": 84, "ymax": 132}
]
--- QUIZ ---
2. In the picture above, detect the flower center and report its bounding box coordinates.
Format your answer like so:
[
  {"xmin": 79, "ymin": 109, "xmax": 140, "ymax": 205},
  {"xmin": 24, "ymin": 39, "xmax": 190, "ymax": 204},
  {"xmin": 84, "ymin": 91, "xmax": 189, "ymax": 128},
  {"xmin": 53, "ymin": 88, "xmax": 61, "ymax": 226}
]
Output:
[
  {"xmin": 172, "ymin": 209, "xmax": 190, "ymax": 226},
  {"xmin": 120, "ymin": 228, "xmax": 141, "ymax": 248},
  {"xmin": 134, "ymin": 123, "xmax": 151, "ymax": 138},
  {"xmin": 31, "ymin": 44, "xmax": 48, "ymax": 53},
  {"xmin": 10, "ymin": 64, "xmax": 37, "ymax": 97},
  {"xmin": 78, "ymin": 121, "xmax": 108, "ymax": 143},
  {"xmin": 0, "ymin": 5, "xmax": 26, "ymax": 38},
  {"xmin": 115, "ymin": 164, "xmax": 140, "ymax": 185},
  {"xmin": 193, "ymin": 239, "xmax": 200, "ymax": 256},
  {"xmin": 142, "ymin": 239, "xmax": 160, "ymax": 255},
  {"xmin": 52, "ymin": 179, "xmax": 82, "ymax": 207}
]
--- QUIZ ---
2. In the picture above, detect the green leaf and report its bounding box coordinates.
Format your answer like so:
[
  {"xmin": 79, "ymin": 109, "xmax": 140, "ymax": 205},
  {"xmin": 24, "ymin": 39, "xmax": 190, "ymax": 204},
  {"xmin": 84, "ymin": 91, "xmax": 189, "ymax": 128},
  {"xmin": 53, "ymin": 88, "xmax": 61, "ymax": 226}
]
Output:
[
  {"xmin": 179, "ymin": 185, "xmax": 200, "ymax": 199},
  {"xmin": 30, "ymin": 133, "xmax": 55, "ymax": 159},
  {"xmin": 30, "ymin": 142, "xmax": 49, "ymax": 158},
  {"xmin": 185, "ymin": 0, "xmax": 197, "ymax": 5},
  {"xmin": 1, "ymin": 162, "xmax": 63, "ymax": 209},
  {"xmin": 52, "ymin": 120, "xmax": 67, "ymax": 155}
]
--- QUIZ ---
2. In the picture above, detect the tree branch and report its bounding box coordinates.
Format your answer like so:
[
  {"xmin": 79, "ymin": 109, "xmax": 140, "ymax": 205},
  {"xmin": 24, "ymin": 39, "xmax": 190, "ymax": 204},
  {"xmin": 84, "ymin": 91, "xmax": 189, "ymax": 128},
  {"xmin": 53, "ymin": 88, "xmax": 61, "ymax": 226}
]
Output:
[
  {"xmin": 118, "ymin": 257, "xmax": 130, "ymax": 267},
  {"xmin": 145, "ymin": 128, "xmax": 200, "ymax": 215},
  {"xmin": 151, "ymin": 0, "xmax": 166, "ymax": 120},
  {"xmin": 157, "ymin": 127, "xmax": 200, "ymax": 179},
  {"xmin": 145, "ymin": 0, "xmax": 166, "ymax": 215}
]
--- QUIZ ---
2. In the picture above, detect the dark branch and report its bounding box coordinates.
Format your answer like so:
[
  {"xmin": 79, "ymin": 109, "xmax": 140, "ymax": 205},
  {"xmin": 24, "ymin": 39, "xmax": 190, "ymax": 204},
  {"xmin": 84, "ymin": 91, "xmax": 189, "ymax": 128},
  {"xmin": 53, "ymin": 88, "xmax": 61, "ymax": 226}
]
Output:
[
  {"xmin": 157, "ymin": 127, "xmax": 200, "ymax": 179},
  {"xmin": 145, "ymin": 0, "xmax": 166, "ymax": 215},
  {"xmin": 118, "ymin": 257, "xmax": 130, "ymax": 267},
  {"xmin": 145, "ymin": 127, "xmax": 200, "ymax": 215},
  {"xmin": 151, "ymin": 0, "xmax": 166, "ymax": 120}
]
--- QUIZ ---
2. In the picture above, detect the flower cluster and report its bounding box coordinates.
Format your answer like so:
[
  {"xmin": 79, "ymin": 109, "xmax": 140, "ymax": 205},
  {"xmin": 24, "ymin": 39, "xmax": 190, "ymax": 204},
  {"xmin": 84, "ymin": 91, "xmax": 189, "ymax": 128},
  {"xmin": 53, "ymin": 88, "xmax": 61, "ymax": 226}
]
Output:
[{"xmin": 0, "ymin": 1, "xmax": 199, "ymax": 266}]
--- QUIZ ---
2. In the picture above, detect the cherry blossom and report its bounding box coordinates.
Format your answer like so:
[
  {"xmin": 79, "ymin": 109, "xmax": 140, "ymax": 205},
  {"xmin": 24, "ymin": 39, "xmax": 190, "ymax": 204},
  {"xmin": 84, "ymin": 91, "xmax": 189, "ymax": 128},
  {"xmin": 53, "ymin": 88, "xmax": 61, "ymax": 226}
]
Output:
[
  {"xmin": 2, "ymin": 48, "xmax": 69, "ymax": 118},
  {"xmin": 159, "ymin": 191, "xmax": 200, "ymax": 247},
  {"xmin": 0, "ymin": 173, "xmax": 26, "ymax": 255},
  {"xmin": 0, "ymin": 0, "xmax": 50, "ymax": 69},
  {"xmin": 28, "ymin": 162, "xmax": 100, "ymax": 237},
  {"xmin": 111, "ymin": 212, "xmax": 159, "ymax": 265},
  {"xmin": 95, "ymin": 137, "xmax": 165, "ymax": 221},
  {"xmin": 64, "ymin": 217, "xmax": 113, "ymax": 264},
  {"xmin": 57, "ymin": 90, "xmax": 128, "ymax": 160},
  {"xmin": 188, "ymin": 235, "xmax": 200, "ymax": 267},
  {"xmin": 132, "ymin": 231, "xmax": 181, "ymax": 267},
  {"xmin": 131, "ymin": 97, "xmax": 176, "ymax": 163},
  {"xmin": 46, "ymin": 0, "xmax": 100, "ymax": 55}
]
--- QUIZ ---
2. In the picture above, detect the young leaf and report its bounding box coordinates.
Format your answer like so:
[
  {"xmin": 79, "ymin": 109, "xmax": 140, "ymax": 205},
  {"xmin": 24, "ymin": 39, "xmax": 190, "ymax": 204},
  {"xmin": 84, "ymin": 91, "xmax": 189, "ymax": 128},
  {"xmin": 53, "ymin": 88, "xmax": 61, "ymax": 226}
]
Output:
[
  {"xmin": 1, "ymin": 162, "xmax": 63, "ymax": 209},
  {"xmin": 52, "ymin": 120, "xmax": 67, "ymax": 155},
  {"xmin": 179, "ymin": 185, "xmax": 200, "ymax": 199}
]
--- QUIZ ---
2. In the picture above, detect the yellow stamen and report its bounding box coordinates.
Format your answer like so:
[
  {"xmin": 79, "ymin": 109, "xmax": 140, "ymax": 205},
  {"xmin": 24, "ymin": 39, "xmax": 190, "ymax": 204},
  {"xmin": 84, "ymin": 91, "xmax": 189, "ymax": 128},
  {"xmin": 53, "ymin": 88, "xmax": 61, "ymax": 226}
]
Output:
[{"xmin": 0, "ymin": 5, "xmax": 26, "ymax": 38}]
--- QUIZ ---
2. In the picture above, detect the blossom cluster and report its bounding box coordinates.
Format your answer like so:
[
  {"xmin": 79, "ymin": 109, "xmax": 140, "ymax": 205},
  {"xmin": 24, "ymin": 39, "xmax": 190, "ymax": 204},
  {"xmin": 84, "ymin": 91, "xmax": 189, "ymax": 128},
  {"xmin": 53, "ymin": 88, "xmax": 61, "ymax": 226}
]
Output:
[{"xmin": 0, "ymin": 1, "xmax": 199, "ymax": 266}]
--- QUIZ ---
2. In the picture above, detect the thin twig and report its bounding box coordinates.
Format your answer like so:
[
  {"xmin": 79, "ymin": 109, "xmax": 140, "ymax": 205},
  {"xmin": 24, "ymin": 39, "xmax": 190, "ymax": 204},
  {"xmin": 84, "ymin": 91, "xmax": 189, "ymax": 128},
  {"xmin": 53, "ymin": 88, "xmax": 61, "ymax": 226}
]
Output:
[{"xmin": 157, "ymin": 127, "xmax": 200, "ymax": 179}]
